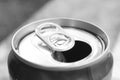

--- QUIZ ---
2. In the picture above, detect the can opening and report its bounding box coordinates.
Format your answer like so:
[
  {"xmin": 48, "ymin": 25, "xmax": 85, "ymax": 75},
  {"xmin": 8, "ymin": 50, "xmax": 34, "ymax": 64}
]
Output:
[{"xmin": 52, "ymin": 41, "xmax": 92, "ymax": 63}]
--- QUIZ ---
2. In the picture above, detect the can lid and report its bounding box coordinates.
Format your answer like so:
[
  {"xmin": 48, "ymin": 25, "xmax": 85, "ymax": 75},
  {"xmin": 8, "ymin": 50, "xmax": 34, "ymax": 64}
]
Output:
[
  {"xmin": 35, "ymin": 22, "xmax": 75, "ymax": 51},
  {"xmin": 12, "ymin": 18, "xmax": 110, "ymax": 70}
]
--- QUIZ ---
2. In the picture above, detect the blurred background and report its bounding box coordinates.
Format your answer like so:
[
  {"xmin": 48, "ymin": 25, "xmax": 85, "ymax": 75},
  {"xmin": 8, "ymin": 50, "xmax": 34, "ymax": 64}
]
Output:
[{"xmin": 0, "ymin": 0, "xmax": 120, "ymax": 80}]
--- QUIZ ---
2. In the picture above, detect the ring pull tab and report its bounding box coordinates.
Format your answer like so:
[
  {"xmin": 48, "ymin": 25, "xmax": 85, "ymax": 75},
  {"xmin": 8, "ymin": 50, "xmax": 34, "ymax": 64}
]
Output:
[{"xmin": 35, "ymin": 22, "xmax": 75, "ymax": 51}]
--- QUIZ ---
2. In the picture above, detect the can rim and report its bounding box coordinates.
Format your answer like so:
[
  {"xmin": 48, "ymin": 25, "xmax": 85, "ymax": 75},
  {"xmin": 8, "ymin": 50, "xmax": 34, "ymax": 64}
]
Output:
[{"xmin": 11, "ymin": 18, "xmax": 110, "ymax": 71}]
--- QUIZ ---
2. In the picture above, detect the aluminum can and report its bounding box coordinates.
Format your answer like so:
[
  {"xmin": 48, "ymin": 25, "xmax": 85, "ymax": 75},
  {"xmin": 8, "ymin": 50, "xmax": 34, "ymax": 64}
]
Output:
[{"xmin": 8, "ymin": 18, "xmax": 113, "ymax": 80}]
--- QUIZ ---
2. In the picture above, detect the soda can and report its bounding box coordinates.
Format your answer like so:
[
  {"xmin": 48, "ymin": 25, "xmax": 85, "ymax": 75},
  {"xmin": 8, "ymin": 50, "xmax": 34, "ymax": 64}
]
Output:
[{"xmin": 8, "ymin": 18, "xmax": 113, "ymax": 80}]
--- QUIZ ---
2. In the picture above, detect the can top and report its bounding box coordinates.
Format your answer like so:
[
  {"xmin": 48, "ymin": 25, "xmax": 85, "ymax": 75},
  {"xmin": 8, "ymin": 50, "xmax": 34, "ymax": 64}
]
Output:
[{"xmin": 12, "ymin": 18, "xmax": 110, "ymax": 70}]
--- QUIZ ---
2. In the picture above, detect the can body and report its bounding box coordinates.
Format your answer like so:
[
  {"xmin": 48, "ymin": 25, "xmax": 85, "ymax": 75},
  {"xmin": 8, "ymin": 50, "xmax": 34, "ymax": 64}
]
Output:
[{"xmin": 8, "ymin": 18, "xmax": 113, "ymax": 80}]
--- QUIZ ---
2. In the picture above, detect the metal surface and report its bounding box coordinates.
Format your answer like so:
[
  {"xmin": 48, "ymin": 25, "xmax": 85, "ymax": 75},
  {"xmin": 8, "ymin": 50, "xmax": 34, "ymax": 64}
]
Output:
[{"xmin": 8, "ymin": 18, "xmax": 113, "ymax": 80}]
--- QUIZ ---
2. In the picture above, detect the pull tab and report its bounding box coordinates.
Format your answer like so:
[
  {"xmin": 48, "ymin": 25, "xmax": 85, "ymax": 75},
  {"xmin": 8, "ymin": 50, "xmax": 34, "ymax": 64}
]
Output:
[{"xmin": 35, "ymin": 22, "xmax": 75, "ymax": 51}]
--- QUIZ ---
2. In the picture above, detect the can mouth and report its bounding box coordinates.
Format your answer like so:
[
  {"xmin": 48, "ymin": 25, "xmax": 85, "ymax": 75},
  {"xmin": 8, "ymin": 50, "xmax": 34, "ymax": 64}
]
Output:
[{"xmin": 53, "ymin": 40, "xmax": 92, "ymax": 63}]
